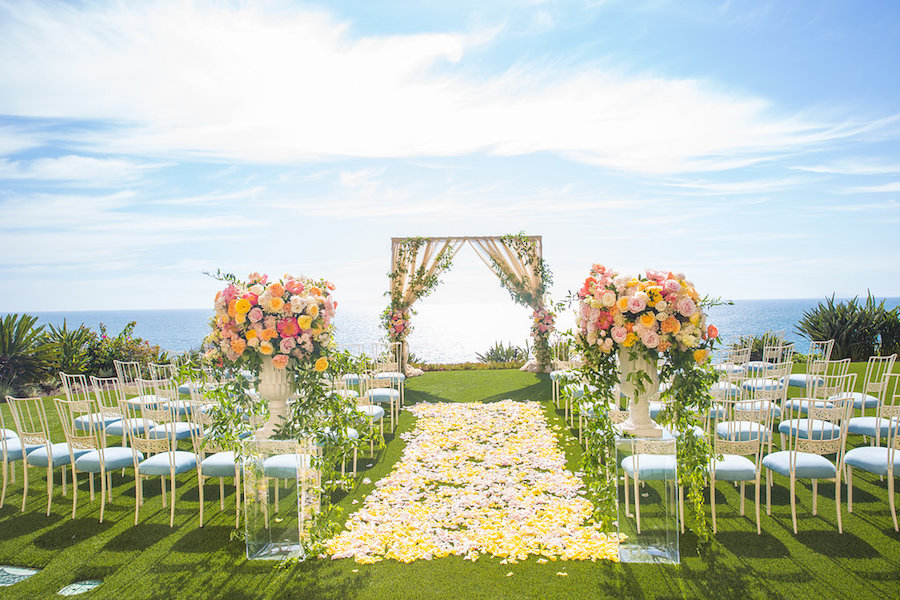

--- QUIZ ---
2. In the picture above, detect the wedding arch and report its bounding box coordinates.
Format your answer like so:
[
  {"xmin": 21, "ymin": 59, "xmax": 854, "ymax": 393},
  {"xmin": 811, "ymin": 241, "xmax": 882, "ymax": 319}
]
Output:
[{"xmin": 383, "ymin": 234, "xmax": 556, "ymax": 376}]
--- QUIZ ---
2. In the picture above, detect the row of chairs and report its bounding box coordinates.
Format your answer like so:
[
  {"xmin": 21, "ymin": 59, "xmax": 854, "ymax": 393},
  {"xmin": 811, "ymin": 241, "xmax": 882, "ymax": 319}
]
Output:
[
  {"xmin": 0, "ymin": 373, "xmax": 359, "ymax": 529},
  {"xmin": 559, "ymin": 336, "xmax": 900, "ymax": 535}
]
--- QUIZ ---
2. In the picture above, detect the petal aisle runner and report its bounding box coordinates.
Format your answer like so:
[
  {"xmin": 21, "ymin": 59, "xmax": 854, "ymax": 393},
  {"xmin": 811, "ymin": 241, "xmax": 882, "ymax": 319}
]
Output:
[{"xmin": 327, "ymin": 400, "xmax": 619, "ymax": 564}]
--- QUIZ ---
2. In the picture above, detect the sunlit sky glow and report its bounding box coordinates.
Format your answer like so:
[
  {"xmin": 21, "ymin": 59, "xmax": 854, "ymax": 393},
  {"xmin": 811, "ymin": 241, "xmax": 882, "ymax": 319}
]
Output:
[{"xmin": 2, "ymin": 0, "xmax": 899, "ymax": 313}]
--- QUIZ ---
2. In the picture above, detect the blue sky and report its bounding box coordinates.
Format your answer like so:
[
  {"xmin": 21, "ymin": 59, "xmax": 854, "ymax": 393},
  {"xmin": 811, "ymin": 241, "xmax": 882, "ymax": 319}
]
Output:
[{"xmin": 1, "ymin": 0, "xmax": 899, "ymax": 313}]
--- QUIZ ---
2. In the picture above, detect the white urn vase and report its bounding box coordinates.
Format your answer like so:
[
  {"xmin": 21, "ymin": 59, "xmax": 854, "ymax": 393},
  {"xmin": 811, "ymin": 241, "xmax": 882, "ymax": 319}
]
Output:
[
  {"xmin": 255, "ymin": 355, "xmax": 294, "ymax": 439},
  {"xmin": 617, "ymin": 348, "xmax": 664, "ymax": 438}
]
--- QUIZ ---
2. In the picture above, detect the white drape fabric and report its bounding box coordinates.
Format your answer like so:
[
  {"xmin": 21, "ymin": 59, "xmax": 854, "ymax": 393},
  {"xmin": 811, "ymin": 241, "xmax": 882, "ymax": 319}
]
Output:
[
  {"xmin": 390, "ymin": 238, "xmax": 466, "ymax": 309},
  {"xmin": 467, "ymin": 237, "xmax": 544, "ymax": 310}
]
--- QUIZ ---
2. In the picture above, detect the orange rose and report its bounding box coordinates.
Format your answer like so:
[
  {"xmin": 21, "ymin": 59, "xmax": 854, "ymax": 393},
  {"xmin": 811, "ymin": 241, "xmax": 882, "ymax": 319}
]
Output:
[
  {"xmin": 260, "ymin": 328, "xmax": 277, "ymax": 341},
  {"xmin": 267, "ymin": 283, "xmax": 285, "ymax": 297},
  {"xmin": 314, "ymin": 357, "xmax": 328, "ymax": 372}
]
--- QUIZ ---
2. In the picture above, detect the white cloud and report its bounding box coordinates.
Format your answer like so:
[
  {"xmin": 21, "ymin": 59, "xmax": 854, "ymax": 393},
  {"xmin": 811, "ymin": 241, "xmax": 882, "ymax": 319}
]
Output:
[
  {"xmin": 791, "ymin": 160, "xmax": 900, "ymax": 175},
  {"xmin": 843, "ymin": 181, "xmax": 900, "ymax": 194},
  {"xmin": 0, "ymin": 125, "xmax": 41, "ymax": 155},
  {"xmin": 0, "ymin": 155, "xmax": 163, "ymax": 184},
  {"xmin": 0, "ymin": 0, "xmax": 864, "ymax": 175}
]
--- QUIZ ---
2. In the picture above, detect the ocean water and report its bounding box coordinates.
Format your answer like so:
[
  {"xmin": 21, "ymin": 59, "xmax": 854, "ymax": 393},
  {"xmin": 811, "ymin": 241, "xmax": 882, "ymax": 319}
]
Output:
[{"xmin": 21, "ymin": 297, "xmax": 900, "ymax": 363}]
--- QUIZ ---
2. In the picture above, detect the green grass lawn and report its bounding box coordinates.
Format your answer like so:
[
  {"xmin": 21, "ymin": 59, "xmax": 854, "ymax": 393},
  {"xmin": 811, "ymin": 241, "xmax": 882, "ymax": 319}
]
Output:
[{"xmin": 1, "ymin": 366, "xmax": 899, "ymax": 599}]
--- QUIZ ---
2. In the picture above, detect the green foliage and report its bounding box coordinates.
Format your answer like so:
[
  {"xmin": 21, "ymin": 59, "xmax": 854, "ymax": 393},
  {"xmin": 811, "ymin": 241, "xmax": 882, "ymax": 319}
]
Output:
[
  {"xmin": 728, "ymin": 331, "xmax": 784, "ymax": 361},
  {"xmin": 84, "ymin": 321, "xmax": 169, "ymax": 378},
  {"xmin": 878, "ymin": 308, "xmax": 900, "ymax": 355},
  {"xmin": 795, "ymin": 294, "xmax": 893, "ymax": 360},
  {"xmin": 0, "ymin": 313, "xmax": 54, "ymax": 395},
  {"xmin": 475, "ymin": 340, "xmax": 529, "ymax": 363},
  {"xmin": 44, "ymin": 319, "xmax": 95, "ymax": 378}
]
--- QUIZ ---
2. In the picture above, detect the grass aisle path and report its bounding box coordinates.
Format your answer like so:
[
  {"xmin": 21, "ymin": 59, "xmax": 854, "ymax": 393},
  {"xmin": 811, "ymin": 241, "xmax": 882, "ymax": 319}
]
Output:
[{"xmin": 328, "ymin": 400, "xmax": 617, "ymax": 563}]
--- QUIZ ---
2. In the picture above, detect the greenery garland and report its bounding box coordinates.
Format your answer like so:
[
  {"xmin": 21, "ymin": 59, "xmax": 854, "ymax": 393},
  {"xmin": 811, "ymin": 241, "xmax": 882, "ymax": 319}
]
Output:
[
  {"xmin": 200, "ymin": 271, "xmax": 379, "ymax": 555},
  {"xmin": 569, "ymin": 265, "xmax": 720, "ymax": 542},
  {"xmin": 487, "ymin": 232, "xmax": 556, "ymax": 371}
]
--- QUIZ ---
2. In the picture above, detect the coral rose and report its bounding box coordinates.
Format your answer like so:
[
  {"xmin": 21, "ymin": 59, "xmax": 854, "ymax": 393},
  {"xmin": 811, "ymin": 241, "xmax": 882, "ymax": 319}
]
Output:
[
  {"xmin": 314, "ymin": 357, "xmax": 329, "ymax": 372},
  {"xmin": 272, "ymin": 354, "xmax": 290, "ymax": 369}
]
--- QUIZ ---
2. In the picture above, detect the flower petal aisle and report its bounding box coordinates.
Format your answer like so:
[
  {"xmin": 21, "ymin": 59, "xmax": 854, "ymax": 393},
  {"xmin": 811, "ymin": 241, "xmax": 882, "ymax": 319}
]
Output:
[{"xmin": 327, "ymin": 400, "xmax": 618, "ymax": 564}]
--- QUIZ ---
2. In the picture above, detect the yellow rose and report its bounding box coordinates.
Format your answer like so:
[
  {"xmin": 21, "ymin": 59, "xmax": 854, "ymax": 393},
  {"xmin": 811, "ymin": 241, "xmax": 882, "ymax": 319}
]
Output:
[
  {"xmin": 259, "ymin": 341, "xmax": 274, "ymax": 355},
  {"xmin": 269, "ymin": 297, "xmax": 285, "ymax": 311},
  {"xmin": 297, "ymin": 315, "xmax": 313, "ymax": 330},
  {"xmin": 638, "ymin": 313, "xmax": 655, "ymax": 328},
  {"xmin": 622, "ymin": 333, "xmax": 637, "ymax": 347},
  {"xmin": 234, "ymin": 298, "xmax": 252, "ymax": 314},
  {"xmin": 693, "ymin": 349, "xmax": 709, "ymax": 364},
  {"xmin": 308, "ymin": 304, "xmax": 319, "ymax": 317},
  {"xmin": 314, "ymin": 357, "xmax": 328, "ymax": 372},
  {"xmin": 235, "ymin": 312, "xmax": 246, "ymax": 324},
  {"xmin": 690, "ymin": 311, "xmax": 700, "ymax": 325},
  {"xmin": 616, "ymin": 297, "xmax": 629, "ymax": 311},
  {"xmin": 245, "ymin": 328, "xmax": 258, "ymax": 339}
]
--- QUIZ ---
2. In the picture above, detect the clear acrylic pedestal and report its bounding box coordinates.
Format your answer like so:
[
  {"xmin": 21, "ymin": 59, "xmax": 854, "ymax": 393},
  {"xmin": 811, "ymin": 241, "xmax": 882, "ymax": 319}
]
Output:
[
  {"xmin": 615, "ymin": 436, "xmax": 680, "ymax": 564},
  {"xmin": 243, "ymin": 439, "xmax": 320, "ymax": 560}
]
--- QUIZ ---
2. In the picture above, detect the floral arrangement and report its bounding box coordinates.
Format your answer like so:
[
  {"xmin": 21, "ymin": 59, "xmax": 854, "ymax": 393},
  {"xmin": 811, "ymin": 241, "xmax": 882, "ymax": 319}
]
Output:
[
  {"xmin": 530, "ymin": 306, "xmax": 556, "ymax": 370},
  {"xmin": 382, "ymin": 306, "xmax": 412, "ymax": 343},
  {"xmin": 205, "ymin": 272, "xmax": 337, "ymax": 370},
  {"xmin": 575, "ymin": 264, "xmax": 717, "ymax": 361},
  {"xmin": 573, "ymin": 264, "xmax": 720, "ymax": 540}
]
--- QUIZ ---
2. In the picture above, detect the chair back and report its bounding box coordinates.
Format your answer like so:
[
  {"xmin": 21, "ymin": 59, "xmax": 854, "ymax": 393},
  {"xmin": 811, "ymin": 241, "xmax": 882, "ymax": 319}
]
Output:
[
  {"xmin": 372, "ymin": 342, "xmax": 401, "ymax": 374},
  {"xmin": 124, "ymin": 380, "xmax": 174, "ymax": 458},
  {"xmin": 54, "ymin": 395, "xmax": 104, "ymax": 458},
  {"xmin": 6, "ymin": 395, "xmax": 52, "ymax": 450},
  {"xmin": 879, "ymin": 374, "xmax": 900, "ymax": 449},
  {"xmin": 808, "ymin": 339, "xmax": 834, "ymax": 363},
  {"xmin": 148, "ymin": 363, "xmax": 177, "ymax": 381},
  {"xmin": 721, "ymin": 345, "xmax": 751, "ymax": 366},
  {"xmin": 114, "ymin": 360, "xmax": 144, "ymax": 394},
  {"xmin": 715, "ymin": 385, "xmax": 768, "ymax": 461},
  {"xmin": 862, "ymin": 354, "xmax": 897, "ymax": 403},
  {"xmin": 810, "ymin": 361, "xmax": 851, "ymax": 399},
  {"xmin": 787, "ymin": 373, "xmax": 856, "ymax": 464},
  {"xmin": 188, "ymin": 401, "xmax": 228, "ymax": 456},
  {"xmin": 90, "ymin": 376, "xmax": 126, "ymax": 423},
  {"xmin": 60, "ymin": 372, "xmax": 92, "ymax": 406}
]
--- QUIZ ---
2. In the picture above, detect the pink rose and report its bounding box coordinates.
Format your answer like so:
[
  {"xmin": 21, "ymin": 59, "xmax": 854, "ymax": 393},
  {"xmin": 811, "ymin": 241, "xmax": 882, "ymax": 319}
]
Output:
[
  {"xmin": 271, "ymin": 354, "xmax": 289, "ymax": 369},
  {"xmin": 279, "ymin": 337, "xmax": 297, "ymax": 353},
  {"xmin": 627, "ymin": 295, "xmax": 647, "ymax": 313},
  {"xmin": 665, "ymin": 279, "xmax": 681, "ymax": 293},
  {"xmin": 677, "ymin": 298, "xmax": 697, "ymax": 318},
  {"xmin": 611, "ymin": 326, "xmax": 628, "ymax": 343},
  {"xmin": 642, "ymin": 331, "xmax": 660, "ymax": 348},
  {"xmin": 249, "ymin": 307, "xmax": 263, "ymax": 323}
]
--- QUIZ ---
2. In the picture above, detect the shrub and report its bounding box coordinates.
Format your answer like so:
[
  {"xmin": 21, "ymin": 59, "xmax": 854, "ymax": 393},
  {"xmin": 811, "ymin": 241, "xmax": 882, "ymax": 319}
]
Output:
[
  {"xmin": 84, "ymin": 321, "xmax": 169, "ymax": 378},
  {"xmin": 44, "ymin": 320, "xmax": 95, "ymax": 379},
  {"xmin": 0, "ymin": 313, "xmax": 54, "ymax": 396},
  {"xmin": 475, "ymin": 341, "xmax": 529, "ymax": 364},
  {"xmin": 728, "ymin": 331, "xmax": 785, "ymax": 361},
  {"xmin": 878, "ymin": 309, "xmax": 900, "ymax": 356},
  {"xmin": 795, "ymin": 294, "xmax": 889, "ymax": 361}
]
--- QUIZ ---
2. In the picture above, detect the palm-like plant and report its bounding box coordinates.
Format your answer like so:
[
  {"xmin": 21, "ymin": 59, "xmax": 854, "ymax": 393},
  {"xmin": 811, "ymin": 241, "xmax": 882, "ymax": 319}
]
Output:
[
  {"xmin": 795, "ymin": 294, "xmax": 887, "ymax": 361},
  {"xmin": 475, "ymin": 341, "xmax": 529, "ymax": 364},
  {"xmin": 0, "ymin": 313, "xmax": 54, "ymax": 395},
  {"xmin": 44, "ymin": 320, "xmax": 95, "ymax": 377}
]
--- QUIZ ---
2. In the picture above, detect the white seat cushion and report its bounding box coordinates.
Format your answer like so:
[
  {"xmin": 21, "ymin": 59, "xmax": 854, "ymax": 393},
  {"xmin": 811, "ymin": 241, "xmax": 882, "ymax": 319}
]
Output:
[
  {"xmin": 844, "ymin": 446, "xmax": 900, "ymax": 477},
  {"xmin": 762, "ymin": 451, "xmax": 836, "ymax": 479},
  {"xmin": 139, "ymin": 451, "xmax": 197, "ymax": 476},
  {"xmin": 149, "ymin": 422, "xmax": 199, "ymax": 441},
  {"xmin": 366, "ymin": 388, "xmax": 400, "ymax": 404},
  {"xmin": 848, "ymin": 416, "xmax": 900, "ymax": 437},
  {"xmin": 777, "ymin": 418, "xmax": 840, "ymax": 440},
  {"xmin": 621, "ymin": 454, "xmax": 677, "ymax": 480},
  {"xmin": 75, "ymin": 447, "xmax": 140, "ymax": 472},
  {"xmin": 27, "ymin": 442, "xmax": 91, "ymax": 468},
  {"xmin": 263, "ymin": 453, "xmax": 314, "ymax": 479},
  {"xmin": 716, "ymin": 421, "xmax": 770, "ymax": 442},
  {"xmin": 201, "ymin": 452, "xmax": 240, "ymax": 477},
  {"xmin": 710, "ymin": 454, "xmax": 757, "ymax": 481}
]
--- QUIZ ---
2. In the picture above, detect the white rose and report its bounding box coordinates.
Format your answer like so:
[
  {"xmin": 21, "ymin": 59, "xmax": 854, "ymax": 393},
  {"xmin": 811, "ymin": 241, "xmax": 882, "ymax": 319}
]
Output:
[{"xmin": 656, "ymin": 300, "xmax": 667, "ymax": 312}]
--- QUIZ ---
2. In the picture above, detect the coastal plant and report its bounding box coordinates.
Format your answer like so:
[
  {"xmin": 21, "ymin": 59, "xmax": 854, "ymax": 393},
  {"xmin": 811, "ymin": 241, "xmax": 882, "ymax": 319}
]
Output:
[
  {"xmin": 573, "ymin": 265, "xmax": 719, "ymax": 541},
  {"xmin": 475, "ymin": 340, "xmax": 529, "ymax": 364},
  {"xmin": 795, "ymin": 294, "xmax": 888, "ymax": 360},
  {"xmin": 43, "ymin": 320, "xmax": 94, "ymax": 378},
  {"xmin": 0, "ymin": 313, "xmax": 54, "ymax": 395},
  {"xmin": 877, "ymin": 308, "xmax": 900, "ymax": 356},
  {"xmin": 728, "ymin": 331, "xmax": 784, "ymax": 361},
  {"xmin": 84, "ymin": 321, "xmax": 168, "ymax": 377}
]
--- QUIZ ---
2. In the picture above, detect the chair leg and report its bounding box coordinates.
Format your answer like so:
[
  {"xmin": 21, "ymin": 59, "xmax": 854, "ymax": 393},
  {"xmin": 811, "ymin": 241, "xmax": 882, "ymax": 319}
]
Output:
[
  {"xmin": 847, "ymin": 468, "xmax": 854, "ymax": 513},
  {"xmin": 765, "ymin": 469, "xmax": 771, "ymax": 515},
  {"xmin": 22, "ymin": 462, "xmax": 29, "ymax": 512},
  {"xmin": 889, "ymin": 474, "xmax": 898, "ymax": 532},
  {"xmin": 1, "ymin": 460, "xmax": 7, "ymax": 508},
  {"xmin": 134, "ymin": 474, "xmax": 142, "ymax": 525},
  {"xmin": 71, "ymin": 468, "xmax": 79, "ymax": 519},
  {"xmin": 170, "ymin": 475, "xmax": 176, "ymax": 527},
  {"xmin": 160, "ymin": 477, "xmax": 167, "ymax": 508},
  {"xmin": 199, "ymin": 475, "xmax": 205, "ymax": 527},
  {"xmin": 623, "ymin": 472, "xmax": 631, "ymax": 517},
  {"xmin": 754, "ymin": 477, "xmax": 761, "ymax": 535},
  {"xmin": 812, "ymin": 479, "xmax": 819, "ymax": 515},
  {"xmin": 790, "ymin": 475, "xmax": 797, "ymax": 534},
  {"xmin": 835, "ymin": 473, "xmax": 843, "ymax": 534},
  {"xmin": 634, "ymin": 475, "xmax": 641, "ymax": 534},
  {"xmin": 99, "ymin": 468, "xmax": 107, "ymax": 523},
  {"xmin": 46, "ymin": 464, "xmax": 53, "ymax": 516}
]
